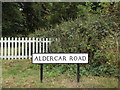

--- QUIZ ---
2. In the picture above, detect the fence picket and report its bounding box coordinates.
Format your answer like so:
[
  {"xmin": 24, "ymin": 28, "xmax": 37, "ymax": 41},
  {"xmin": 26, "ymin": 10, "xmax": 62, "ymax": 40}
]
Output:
[
  {"xmin": 11, "ymin": 37, "xmax": 14, "ymax": 59},
  {"xmin": 15, "ymin": 37, "xmax": 17, "ymax": 59},
  {"xmin": 0, "ymin": 37, "xmax": 52, "ymax": 60},
  {"xmin": 22, "ymin": 37, "xmax": 24, "ymax": 59},
  {"xmin": 36, "ymin": 38, "xmax": 38, "ymax": 53},
  {"xmin": 32, "ymin": 37, "xmax": 35, "ymax": 54},
  {"xmin": 42, "ymin": 38, "xmax": 45, "ymax": 53},
  {"xmin": 48, "ymin": 38, "xmax": 52, "ymax": 53},
  {"xmin": 4, "ymin": 37, "xmax": 7, "ymax": 59},
  {"xmin": 29, "ymin": 37, "xmax": 31, "ymax": 59},
  {"xmin": 46, "ymin": 38, "xmax": 48, "ymax": 53},
  {"xmin": 39, "ymin": 38, "xmax": 41, "ymax": 53},
  {"xmin": 8, "ymin": 37, "xmax": 10, "ymax": 60},
  {"xmin": 1, "ymin": 37, "xmax": 3, "ymax": 59},
  {"xmin": 18, "ymin": 37, "xmax": 21, "ymax": 59},
  {"xmin": 25, "ymin": 37, "xmax": 27, "ymax": 59}
]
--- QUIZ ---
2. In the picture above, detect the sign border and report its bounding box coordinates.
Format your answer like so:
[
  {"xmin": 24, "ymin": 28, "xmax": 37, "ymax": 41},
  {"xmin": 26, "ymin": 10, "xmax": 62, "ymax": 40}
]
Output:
[{"xmin": 32, "ymin": 53, "xmax": 88, "ymax": 64}]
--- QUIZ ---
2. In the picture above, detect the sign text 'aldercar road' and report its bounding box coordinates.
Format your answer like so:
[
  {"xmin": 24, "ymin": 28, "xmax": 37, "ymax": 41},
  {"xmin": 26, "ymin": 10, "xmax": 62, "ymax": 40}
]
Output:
[{"xmin": 32, "ymin": 53, "xmax": 88, "ymax": 64}]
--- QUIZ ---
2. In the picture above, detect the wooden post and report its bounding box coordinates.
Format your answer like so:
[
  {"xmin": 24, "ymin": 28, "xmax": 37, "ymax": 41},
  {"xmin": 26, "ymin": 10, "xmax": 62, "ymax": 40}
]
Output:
[
  {"xmin": 40, "ymin": 64, "xmax": 43, "ymax": 83},
  {"xmin": 77, "ymin": 64, "xmax": 80, "ymax": 83}
]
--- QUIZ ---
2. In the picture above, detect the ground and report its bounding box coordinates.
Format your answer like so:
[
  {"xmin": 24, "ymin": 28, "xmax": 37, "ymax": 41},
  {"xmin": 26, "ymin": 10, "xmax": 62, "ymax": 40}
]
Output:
[{"xmin": 1, "ymin": 59, "xmax": 118, "ymax": 88}]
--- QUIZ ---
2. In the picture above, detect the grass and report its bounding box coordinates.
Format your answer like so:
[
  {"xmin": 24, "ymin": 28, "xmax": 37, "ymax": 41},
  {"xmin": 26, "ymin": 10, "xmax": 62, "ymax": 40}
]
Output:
[{"xmin": 2, "ymin": 59, "xmax": 119, "ymax": 88}]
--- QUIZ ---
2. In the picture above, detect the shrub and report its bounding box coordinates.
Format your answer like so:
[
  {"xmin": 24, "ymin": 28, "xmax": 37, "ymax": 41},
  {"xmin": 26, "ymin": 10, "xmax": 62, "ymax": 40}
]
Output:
[{"xmin": 31, "ymin": 12, "xmax": 119, "ymax": 77}]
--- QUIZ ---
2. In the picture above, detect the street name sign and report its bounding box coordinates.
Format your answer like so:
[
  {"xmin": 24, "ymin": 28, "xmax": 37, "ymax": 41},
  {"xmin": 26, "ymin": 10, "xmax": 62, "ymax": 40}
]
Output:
[
  {"xmin": 32, "ymin": 53, "xmax": 88, "ymax": 83},
  {"xmin": 32, "ymin": 53, "xmax": 88, "ymax": 64}
]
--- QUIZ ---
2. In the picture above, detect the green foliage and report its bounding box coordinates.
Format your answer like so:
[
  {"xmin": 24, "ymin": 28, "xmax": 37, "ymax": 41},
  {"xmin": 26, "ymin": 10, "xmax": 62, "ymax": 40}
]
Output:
[
  {"xmin": 2, "ymin": 2, "xmax": 119, "ymax": 77},
  {"xmin": 2, "ymin": 2, "xmax": 25, "ymax": 37},
  {"xmin": 33, "ymin": 9, "xmax": 119, "ymax": 77},
  {"xmin": 2, "ymin": 2, "xmax": 80, "ymax": 36},
  {"xmin": 3, "ymin": 2, "xmax": 119, "ymax": 37}
]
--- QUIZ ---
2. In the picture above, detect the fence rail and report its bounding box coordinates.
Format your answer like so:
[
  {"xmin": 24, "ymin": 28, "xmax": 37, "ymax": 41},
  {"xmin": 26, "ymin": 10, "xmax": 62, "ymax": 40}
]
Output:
[{"xmin": 0, "ymin": 37, "xmax": 52, "ymax": 60}]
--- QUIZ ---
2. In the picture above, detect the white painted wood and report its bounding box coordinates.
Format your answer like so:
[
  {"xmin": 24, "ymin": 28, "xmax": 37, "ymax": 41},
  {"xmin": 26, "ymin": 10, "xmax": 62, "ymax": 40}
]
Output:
[
  {"xmin": 32, "ymin": 37, "xmax": 35, "ymax": 54},
  {"xmin": 29, "ymin": 37, "xmax": 31, "ymax": 59},
  {"xmin": 46, "ymin": 38, "xmax": 48, "ymax": 53},
  {"xmin": 43, "ymin": 38, "xmax": 45, "ymax": 53},
  {"xmin": 39, "ymin": 38, "xmax": 41, "ymax": 53},
  {"xmin": 11, "ymin": 37, "xmax": 14, "ymax": 59},
  {"xmin": 15, "ymin": 37, "xmax": 17, "ymax": 59},
  {"xmin": 1, "ymin": 37, "xmax": 3, "ymax": 59},
  {"xmin": 4, "ymin": 37, "xmax": 7, "ymax": 59},
  {"xmin": 48, "ymin": 38, "xmax": 52, "ymax": 53},
  {"xmin": 25, "ymin": 37, "xmax": 27, "ymax": 59},
  {"xmin": 22, "ymin": 37, "xmax": 24, "ymax": 59},
  {"xmin": 36, "ymin": 38, "xmax": 38, "ymax": 53},
  {"xmin": 0, "ymin": 37, "xmax": 52, "ymax": 60},
  {"xmin": 18, "ymin": 37, "xmax": 21, "ymax": 59},
  {"xmin": 8, "ymin": 37, "xmax": 10, "ymax": 60}
]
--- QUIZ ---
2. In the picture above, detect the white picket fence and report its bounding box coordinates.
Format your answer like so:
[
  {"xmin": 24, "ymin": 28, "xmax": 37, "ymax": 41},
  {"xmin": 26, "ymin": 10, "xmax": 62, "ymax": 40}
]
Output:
[{"xmin": 0, "ymin": 37, "xmax": 52, "ymax": 60}]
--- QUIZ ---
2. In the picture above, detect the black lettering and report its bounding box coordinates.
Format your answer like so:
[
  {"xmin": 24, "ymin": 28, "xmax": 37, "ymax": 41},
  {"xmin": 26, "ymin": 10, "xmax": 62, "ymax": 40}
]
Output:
[
  {"xmin": 63, "ymin": 56, "xmax": 66, "ymax": 61},
  {"xmin": 74, "ymin": 56, "xmax": 77, "ymax": 61},
  {"xmin": 59, "ymin": 56, "xmax": 62, "ymax": 61},
  {"xmin": 54, "ymin": 56, "xmax": 58, "ymax": 61},
  {"xmin": 78, "ymin": 56, "xmax": 82, "ymax": 60},
  {"xmin": 50, "ymin": 56, "xmax": 53, "ymax": 61},
  {"xmin": 46, "ymin": 56, "xmax": 49, "ymax": 61},
  {"xmin": 82, "ymin": 56, "xmax": 86, "ymax": 61},
  {"xmin": 69, "ymin": 56, "xmax": 73, "ymax": 61},
  {"xmin": 43, "ymin": 56, "xmax": 47, "ymax": 61},
  {"xmin": 34, "ymin": 56, "xmax": 38, "ymax": 61}
]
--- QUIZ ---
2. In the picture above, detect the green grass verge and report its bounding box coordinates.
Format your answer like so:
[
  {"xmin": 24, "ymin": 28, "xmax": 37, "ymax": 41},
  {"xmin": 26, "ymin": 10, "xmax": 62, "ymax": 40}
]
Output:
[{"xmin": 2, "ymin": 59, "xmax": 118, "ymax": 88}]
